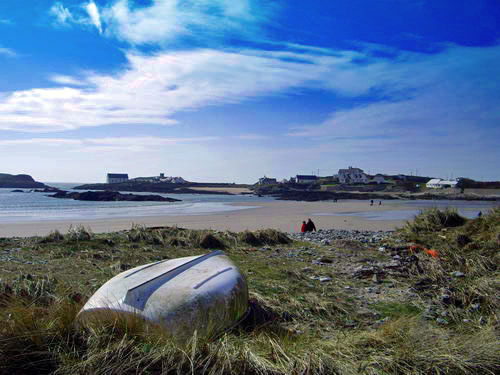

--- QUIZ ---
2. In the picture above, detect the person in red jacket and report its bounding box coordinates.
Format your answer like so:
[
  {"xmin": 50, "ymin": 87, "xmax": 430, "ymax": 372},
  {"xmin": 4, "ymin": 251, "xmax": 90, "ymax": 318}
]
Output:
[{"xmin": 300, "ymin": 221, "xmax": 307, "ymax": 232}]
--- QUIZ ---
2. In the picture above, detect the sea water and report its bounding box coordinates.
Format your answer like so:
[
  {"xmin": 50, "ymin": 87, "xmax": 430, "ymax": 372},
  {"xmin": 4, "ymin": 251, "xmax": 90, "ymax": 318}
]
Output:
[{"xmin": 0, "ymin": 183, "xmax": 271, "ymax": 223}]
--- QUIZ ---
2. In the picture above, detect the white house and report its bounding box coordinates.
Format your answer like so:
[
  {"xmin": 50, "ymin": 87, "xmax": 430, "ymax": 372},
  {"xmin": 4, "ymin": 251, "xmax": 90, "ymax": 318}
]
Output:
[
  {"xmin": 162, "ymin": 176, "xmax": 187, "ymax": 184},
  {"xmin": 426, "ymin": 178, "xmax": 459, "ymax": 189},
  {"xmin": 106, "ymin": 173, "xmax": 129, "ymax": 184},
  {"xmin": 296, "ymin": 175, "xmax": 318, "ymax": 184},
  {"xmin": 372, "ymin": 174, "xmax": 387, "ymax": 184},
  {"xmin": 257, "ymin": 176, "xmax": 277, "ymax": 185},
  {"xmin": 338, "ymin": 167, "xmax": 368, "ymax": 184}
]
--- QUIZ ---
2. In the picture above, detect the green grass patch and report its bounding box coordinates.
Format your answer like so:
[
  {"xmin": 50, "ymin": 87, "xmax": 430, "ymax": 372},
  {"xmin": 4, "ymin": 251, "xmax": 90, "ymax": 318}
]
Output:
[{"xmin": 373, "ymin": 302, "xmax": 422, "ymax": 319}]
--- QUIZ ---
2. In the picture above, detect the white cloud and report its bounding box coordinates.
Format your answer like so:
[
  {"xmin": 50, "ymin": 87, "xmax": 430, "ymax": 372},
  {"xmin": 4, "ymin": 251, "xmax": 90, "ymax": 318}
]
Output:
[
  {"xmin": 0, "ymin": 47, "xmax": 365, "ymax": 132},
  {"xmin": 50, "ymin": 75, "xmax": 88, "ymax": 86},
  {"xmin": 50, "ymin": 1, "xmax": 102, "ymax": 33},
  {"xmin": 50, "ymin": 0, "xmax": 269, "ymax": 44},
  {"xmin": 50, "ymin": 2, "xmax": 74, "ymax": 26},
  {"xmin": 0, "ymin": 46, "xmax": 16, "ymax": 57},
  {"xmin": 287, "ymin": 44, "xmax": 500, "ymax": 148},
  {"xmin": 85, "ymin": 1, "xmax": 102, "ymax": 33},
  {"xmin": 0, "ymin": 41, "xmax": 498, "ymax": 163},
  {"xmin": 102, "ymin": 0, "xmax": 266, "ymax": 44},
  {"xmin": 0, "ymin": 18, "xmax": 13, "ymax": 25}
]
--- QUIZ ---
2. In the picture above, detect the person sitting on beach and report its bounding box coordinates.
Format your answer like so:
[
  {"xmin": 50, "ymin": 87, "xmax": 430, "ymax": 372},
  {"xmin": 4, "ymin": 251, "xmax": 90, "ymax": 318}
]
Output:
[
  {"xmin": 305, "ymin": 218, "xmax": 316, "ymax": 232},
  {"xmin": 301, "ymin": 221, "xmax": 307, "ymax": 232}
]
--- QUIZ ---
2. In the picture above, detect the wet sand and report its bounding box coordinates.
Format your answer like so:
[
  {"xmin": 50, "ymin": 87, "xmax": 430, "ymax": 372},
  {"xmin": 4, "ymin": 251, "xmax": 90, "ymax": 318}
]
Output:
[{"xmin": 0, "ymin": 200, "xmax": 408, "ymax": 237}]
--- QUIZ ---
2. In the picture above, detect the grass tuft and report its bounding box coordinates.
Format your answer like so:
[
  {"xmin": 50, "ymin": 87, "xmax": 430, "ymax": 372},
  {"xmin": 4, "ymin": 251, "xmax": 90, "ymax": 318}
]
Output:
[
  {"xmin": 66, "ymin": 224, "xmax": 93, "ymax": 242},
  {"xmin": 403, "ymin": 208, "xmax": 467, "ymax": 237}
]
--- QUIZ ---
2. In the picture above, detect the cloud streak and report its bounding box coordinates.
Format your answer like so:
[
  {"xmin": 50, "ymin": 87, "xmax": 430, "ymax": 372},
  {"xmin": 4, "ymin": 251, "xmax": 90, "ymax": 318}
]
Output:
[
  {"xmin": 0, "ymin": 46, "xmax": 16, "ymax": 57},
  {"xmin": 50, "ymin": 1, "xmax": 102, "ymax": 33},
  {"xmin": 287, "ymin": 44, "xmax": 500, "ymax": 149},
  {"xmin": 1, "ymin": 43, "xmax": 499, "ymax": 140},
  {"xmin": 0, "ymin": 46, "xmax": 374, "ymax": 132},
  {"xmin": 49, "ymin": 0, "xmax": 270, "ymax": 44},
  {"xmin": 85, "ymin": 1, "xmax": 102, "ymax": 33},
  {"xmin": 0, "ymin": 136, "xmax": 219, "ymax": 152}
]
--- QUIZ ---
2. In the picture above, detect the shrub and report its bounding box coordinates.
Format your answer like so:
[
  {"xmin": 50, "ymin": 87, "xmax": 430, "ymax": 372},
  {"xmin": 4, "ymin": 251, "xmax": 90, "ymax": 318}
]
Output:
[
  {"xmin": 403, "ymin": 208, "xmax": 466, "ymax": 236},
  {"xmin": 66, "ymin": 225, "xmax": 93, "ymax": 242},
  {"xmin": 198, "ymin": 233, "xmax": 225, "ymax": 249},
  {"xmin": 39, "ymin": 229, "xmax": 64, "ymax": 243},
  {"xmin": 238, "ymin": 230, "xmax": 262, "ymax": 246},
  {"xmin": 255, "ymin": 229, "xmax": 291, "ymax": 246}
]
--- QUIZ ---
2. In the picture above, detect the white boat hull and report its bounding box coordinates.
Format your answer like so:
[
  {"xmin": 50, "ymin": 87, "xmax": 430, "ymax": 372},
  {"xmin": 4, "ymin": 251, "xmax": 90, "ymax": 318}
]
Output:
[{"xmin": 77, "ymin": 250, "xmax": 248, "ymax": 340}]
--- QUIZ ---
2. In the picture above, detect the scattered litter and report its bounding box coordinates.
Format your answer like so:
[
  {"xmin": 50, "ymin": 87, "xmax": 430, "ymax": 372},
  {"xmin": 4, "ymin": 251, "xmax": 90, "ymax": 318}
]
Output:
[{"xmin": 309, "ymin": 276, "xmax": 332, "ymax": 282}]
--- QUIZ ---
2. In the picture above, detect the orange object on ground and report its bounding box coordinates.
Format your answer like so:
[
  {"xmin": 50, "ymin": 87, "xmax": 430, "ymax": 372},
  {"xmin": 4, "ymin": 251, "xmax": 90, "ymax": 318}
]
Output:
[{"xmin": 425, "ymin": 249, "xmax": 439, "ymax": 258}]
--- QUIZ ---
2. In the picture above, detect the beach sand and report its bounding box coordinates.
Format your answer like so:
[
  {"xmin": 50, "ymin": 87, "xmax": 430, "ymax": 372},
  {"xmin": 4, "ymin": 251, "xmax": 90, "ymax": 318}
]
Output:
[{"xmin": 0, "ymin": 200, "xmax": 409, "ymax": 237}]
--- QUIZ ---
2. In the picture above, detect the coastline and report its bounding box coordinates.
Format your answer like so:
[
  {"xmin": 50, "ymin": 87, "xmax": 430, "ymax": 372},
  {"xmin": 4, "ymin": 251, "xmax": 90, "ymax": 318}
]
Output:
[{"xmin": 0, "ymin": 200, "xmax": 443, "ymax": 237}]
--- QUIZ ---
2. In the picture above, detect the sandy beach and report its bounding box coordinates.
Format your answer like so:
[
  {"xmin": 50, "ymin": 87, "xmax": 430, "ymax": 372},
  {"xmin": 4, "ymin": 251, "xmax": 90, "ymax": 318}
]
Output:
[{"xmin": 0, "ymin": 200, "xmax": 418, "ymax": 237}]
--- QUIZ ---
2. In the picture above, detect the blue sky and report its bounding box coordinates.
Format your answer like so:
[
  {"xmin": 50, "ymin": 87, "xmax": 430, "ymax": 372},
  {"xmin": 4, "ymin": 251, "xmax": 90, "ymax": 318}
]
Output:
[{"xmin": 0, "ymin": 0, "xmax": 499, "ymax": 183}]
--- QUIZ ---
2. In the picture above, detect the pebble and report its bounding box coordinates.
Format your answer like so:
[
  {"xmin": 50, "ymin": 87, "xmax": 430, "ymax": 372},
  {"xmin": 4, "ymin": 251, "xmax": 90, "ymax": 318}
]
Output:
[
  {"xmin": 451, "ymin": 271, "xmax": 465, "ymax": 278},
  {"xmin": 289, "ymin": 229, "xmax": 393, "ymax": 245}
]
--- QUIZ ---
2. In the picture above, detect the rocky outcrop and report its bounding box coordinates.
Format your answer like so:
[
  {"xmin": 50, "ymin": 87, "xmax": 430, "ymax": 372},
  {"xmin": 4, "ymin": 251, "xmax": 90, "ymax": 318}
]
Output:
[
  {"xmin": 0, "ymin": 173, "xmax": 46, "ymax": 188},
  {"xmin": 49, "ymin": 190, "xmax": 181, "ymax": 202},
  {"xmin": 32, "ymin": 187, "xmax": 65, "ymax": 193},
  {"xmin": 73, "ymin": 182, "xmax": 244, "ymax": 195},
  {"xmin": 275, "ymin": 190, "xmax": 398, "ymax": 201}
]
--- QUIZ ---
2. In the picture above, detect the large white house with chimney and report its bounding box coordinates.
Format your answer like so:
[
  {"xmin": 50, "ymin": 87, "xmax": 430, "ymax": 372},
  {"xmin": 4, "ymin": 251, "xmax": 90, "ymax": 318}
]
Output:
[{"xmin": 337, "ymin": 167, "xmax": 368, "ymax": 184}]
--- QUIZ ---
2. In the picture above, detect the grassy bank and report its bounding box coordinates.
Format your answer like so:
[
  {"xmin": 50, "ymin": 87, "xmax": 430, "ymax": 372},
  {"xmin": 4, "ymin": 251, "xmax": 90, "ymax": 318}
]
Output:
[{"xmin": 0, "ymin": 209, "xmax": 498, "ymax": 374}]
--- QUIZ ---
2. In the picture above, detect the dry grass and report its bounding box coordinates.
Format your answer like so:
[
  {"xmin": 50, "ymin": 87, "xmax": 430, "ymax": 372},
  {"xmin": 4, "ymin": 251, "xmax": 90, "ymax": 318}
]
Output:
[{"xmin": 402, "ymin": 207, "xmax": 467, "ymax": 238}]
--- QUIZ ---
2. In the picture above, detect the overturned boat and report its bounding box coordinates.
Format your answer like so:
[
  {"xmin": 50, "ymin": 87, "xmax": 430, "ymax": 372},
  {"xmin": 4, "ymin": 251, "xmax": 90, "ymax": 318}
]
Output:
[{"xmin": 77, "ymin": 250, "xmax": 248, "ymax": 340}]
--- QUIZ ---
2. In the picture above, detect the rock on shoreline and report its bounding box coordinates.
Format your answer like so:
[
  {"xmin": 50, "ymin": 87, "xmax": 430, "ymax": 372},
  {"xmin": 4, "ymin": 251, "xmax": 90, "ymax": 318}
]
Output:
[{"xmin": 49, "ymin": 190, "xmax": 181, "ymax": 202}]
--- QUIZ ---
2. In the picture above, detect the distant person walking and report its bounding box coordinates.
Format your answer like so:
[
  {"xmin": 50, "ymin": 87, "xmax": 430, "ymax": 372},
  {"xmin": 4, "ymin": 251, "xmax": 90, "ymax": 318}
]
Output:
[
  {"xmin": 300, "ymin": 221, "xmax": 307, "ymax": 232},
  {"xmin": 379, "ymin": 200, "xmax": 382, "ymax": 205},
  {"xmin": 305, "ymin": 218, "xmax": 317, "ymax": 232},
  {"xmin": 370, "ymin": 200, "xmax": 374, "ymax": 206},
  {"xmin": 478, "ymin": 211, "xmax": 482, "ymax": 218}
]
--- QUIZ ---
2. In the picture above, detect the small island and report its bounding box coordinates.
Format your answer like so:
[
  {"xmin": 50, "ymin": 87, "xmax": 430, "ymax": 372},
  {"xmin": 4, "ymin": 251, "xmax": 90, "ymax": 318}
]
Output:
[
  {"xmin": 0, "ymin": 173, "xmax": 47, "ymax": 189},
  {"xmin": 49, "ymin": 190, "xmax": 181, "ymax": 202}
]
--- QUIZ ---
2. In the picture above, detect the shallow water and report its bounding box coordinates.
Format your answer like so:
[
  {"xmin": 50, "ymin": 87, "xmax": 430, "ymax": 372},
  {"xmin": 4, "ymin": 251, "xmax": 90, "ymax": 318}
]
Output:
[{"xmin": 0, "ymin": 184, "xmax": 271, "ymax": 223}]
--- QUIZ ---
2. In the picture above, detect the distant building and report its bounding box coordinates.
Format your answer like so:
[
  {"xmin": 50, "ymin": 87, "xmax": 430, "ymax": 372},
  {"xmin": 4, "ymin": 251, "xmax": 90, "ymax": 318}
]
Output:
[
  {"xmin": 372, "ymin": 174, "xmax": 387, "ymax": 184},
  {"xmin": 132, "ymin": 174, "xmax": 187, "ymax": 183},
  {"xmin": 134, "ymin": 176, "xmax": 155, "ymax": 182},
  {"xmin": 162, "ymin": 176, "xmax": 187, "ymax": 184},
  {"xmin": 426, "ymin": 178, "xmax": 458, "ymax": 189},
  {"xmin": 296, "ymin": 175, "xmax": 318, "ymax": 184},
  {"xmin": 258, "ymin": 176, "xmax": 277, "ymax": 185},
  {"xmin": 338, "ymin": 167, "xmax": 368, "ymax": 184},
  {"xmin": 107, "ymin": 173, "xmax": 129, "ymax": 184}
]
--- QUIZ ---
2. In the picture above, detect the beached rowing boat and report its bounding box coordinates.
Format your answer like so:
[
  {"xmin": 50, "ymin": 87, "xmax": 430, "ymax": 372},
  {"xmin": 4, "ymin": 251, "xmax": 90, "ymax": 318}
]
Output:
[{"xmin": 77, "ymin": 250, "xmax": 249, "ymax": 340}]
